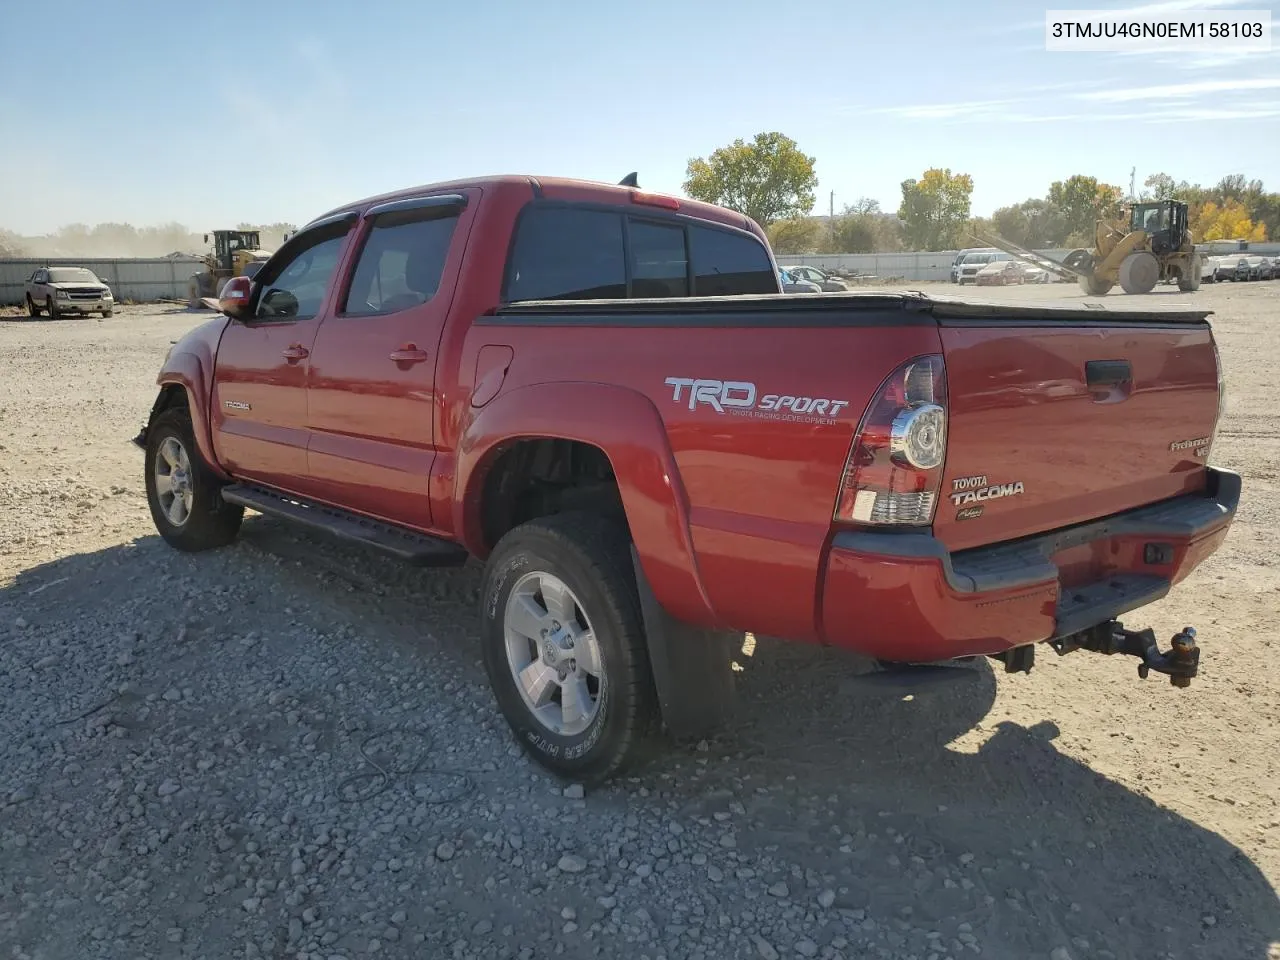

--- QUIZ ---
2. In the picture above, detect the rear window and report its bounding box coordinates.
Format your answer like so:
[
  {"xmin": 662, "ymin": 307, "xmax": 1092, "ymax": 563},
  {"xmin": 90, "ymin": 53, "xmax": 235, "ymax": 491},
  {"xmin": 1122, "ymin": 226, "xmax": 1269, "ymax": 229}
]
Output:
[
  {"xmin": 689, "ymin": 225, "xmax": 776, "ymax": 296},
  {"xmin": 506, "ymin": 208, "xmax": 626, "ymax": 301},
  {"xmin": 630, "ymin": 220, "xmax": 688, "ymax": 298},
  {"xmin": 505, "ymin": 204, "xmax": 776, "ymax": 302}
]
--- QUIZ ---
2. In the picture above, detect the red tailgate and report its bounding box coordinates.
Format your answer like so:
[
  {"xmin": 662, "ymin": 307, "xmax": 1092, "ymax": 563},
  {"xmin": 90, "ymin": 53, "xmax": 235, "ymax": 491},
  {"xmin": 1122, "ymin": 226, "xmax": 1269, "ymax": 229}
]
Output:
[{"xmin": 934, "ymin": 319, "xmax": 1220, "ymax": 552}]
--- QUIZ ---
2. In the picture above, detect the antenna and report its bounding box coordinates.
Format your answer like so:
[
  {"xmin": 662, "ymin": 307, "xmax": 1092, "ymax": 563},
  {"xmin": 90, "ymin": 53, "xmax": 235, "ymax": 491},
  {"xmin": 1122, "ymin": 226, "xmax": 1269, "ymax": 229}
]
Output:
[{"xmin": 618, "ymin": 172, "xmax": 639, "ymax": 188}]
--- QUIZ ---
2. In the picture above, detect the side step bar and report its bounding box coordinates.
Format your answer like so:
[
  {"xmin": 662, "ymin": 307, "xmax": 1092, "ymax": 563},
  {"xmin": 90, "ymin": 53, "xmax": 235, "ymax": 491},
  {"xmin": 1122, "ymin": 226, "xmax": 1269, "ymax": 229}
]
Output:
[{"xmin": 221, "ymin": 484, "xmax": 468, "ymax": 567}]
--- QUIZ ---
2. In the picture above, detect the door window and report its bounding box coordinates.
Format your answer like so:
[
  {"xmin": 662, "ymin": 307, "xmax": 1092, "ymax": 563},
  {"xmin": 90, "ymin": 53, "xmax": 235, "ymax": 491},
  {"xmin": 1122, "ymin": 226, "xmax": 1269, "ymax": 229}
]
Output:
[
  {"xmin": 254, "ymin": 231, "xmax": 350, "ymax": 321},
  {"xmin": 342, "ymin": 212, "xmax": 460, "ymax": 316}
]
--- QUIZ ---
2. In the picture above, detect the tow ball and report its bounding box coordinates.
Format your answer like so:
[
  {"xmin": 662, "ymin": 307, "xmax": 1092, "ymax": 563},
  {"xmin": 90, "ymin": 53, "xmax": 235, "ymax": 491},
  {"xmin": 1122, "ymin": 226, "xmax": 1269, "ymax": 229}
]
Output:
[{"xmin": 1050, "ymin": 621, "xmax": 1201, "ymax": 688}]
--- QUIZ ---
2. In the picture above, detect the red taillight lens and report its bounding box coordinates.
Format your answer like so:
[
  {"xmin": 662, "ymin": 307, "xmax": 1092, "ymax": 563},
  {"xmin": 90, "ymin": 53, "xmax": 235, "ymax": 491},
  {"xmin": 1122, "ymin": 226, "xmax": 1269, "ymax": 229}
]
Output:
[{"xmin": 834, "ymin": 354, "xmax": 948, "ymax": 526}]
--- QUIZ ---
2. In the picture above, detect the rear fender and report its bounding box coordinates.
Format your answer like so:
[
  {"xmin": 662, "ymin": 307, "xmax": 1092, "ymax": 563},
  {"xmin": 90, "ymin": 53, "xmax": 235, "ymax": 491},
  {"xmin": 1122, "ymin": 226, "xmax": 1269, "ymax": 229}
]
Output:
[{"xmin": 454, "ymin": 381, "xmax": 718, "ymax": 628}]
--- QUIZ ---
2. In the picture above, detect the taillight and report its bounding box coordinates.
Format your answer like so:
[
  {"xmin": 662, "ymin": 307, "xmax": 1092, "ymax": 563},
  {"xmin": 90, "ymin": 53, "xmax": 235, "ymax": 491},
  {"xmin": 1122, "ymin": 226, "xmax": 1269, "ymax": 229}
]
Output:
[{"xmin": 834, "ymin": 355, "xmax": 948, "ymax": 526}]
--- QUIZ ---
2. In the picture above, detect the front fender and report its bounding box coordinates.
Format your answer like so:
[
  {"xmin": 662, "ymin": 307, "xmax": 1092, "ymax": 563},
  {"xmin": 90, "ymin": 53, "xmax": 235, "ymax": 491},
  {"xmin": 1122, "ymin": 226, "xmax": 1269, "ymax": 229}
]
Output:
[
  {"xmin": 152, "ymin": 352, "xmax": 228, "ymax": 479},
  {"xmin": 454, "ymin": 381, "xmax": 719, "ymax": 629}
]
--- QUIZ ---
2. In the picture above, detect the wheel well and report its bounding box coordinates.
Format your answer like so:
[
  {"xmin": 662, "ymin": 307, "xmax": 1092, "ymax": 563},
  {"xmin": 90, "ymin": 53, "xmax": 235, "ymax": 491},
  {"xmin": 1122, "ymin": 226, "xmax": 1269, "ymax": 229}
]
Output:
[
  {"xmin": 480, "ymin": 439, "xmax": 625, "ymax": 550},
  {"xmin": 150, "ymin": 384, "xmax": 189, "ymax": 421}
]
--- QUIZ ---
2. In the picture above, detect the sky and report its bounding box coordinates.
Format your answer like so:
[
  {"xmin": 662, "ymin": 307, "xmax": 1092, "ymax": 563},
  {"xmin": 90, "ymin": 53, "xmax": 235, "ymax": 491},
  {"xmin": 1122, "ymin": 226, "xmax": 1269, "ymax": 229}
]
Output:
[{"xmin": 1, "ymin": 0, "xmax": 1277, "ymax": 234}]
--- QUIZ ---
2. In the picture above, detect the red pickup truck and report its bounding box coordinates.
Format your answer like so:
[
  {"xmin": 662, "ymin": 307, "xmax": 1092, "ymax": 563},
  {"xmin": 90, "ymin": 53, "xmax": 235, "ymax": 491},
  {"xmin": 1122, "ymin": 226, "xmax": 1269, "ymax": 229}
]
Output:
[{"xmin": 135, "ymin": 174, "xmax": 1238, "ymax": 783}]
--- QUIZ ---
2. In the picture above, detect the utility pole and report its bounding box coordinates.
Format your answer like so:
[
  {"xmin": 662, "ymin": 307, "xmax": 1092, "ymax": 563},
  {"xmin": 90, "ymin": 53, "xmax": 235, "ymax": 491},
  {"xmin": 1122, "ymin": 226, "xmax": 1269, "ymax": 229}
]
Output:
[
  {"xmin": 829, "ymin": 190, "xmax": 835, "ymax": 249},
  {"xmin": 1130, "ymin": 166, "xmax": 1137, "ymax": 202}
]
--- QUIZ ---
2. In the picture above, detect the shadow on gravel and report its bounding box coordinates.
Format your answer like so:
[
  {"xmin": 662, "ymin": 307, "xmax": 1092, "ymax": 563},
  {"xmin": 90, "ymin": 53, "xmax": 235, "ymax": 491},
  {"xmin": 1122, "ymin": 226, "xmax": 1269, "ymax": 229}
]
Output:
[
  {"xmin": 4, "ymin": 521, "xmax": 1278, "ymax": 960},
  {"xmin": 668, "ymin": 637, "xmax": 1280, "ymax": 958}
]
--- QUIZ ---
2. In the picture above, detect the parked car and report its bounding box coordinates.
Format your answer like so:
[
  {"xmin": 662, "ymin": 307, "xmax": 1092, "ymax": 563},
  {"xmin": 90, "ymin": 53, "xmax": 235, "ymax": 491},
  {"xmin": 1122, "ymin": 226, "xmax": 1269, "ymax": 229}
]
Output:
[
  {"xmin": 783, "ymin": 265, "xmax": 849, "ymax": 291},
  {"xmin": 974, "ymin": 260, "xmax": 1023, "ymax": 286},
  {"xmin": 1244, "ymin": 256, "xmax": 1268, "ymax": 280},
  {"xmin": 950, "ymin": 247, "xmax": 998, "ymax": 283},
  {"xmin": 956, "ymin": 251, "xmax": 1008, "ymax": 285},
  {"xmin": 133, "ymin": 172, "xmax": 1236, "ymax": 783},
  {"xmin": 779, "ymin": 268, "xmax": 821, "ymax": 293},
  {"xmin": 24, "ymin": 266, "xmax": 114, "ymax": 318}
]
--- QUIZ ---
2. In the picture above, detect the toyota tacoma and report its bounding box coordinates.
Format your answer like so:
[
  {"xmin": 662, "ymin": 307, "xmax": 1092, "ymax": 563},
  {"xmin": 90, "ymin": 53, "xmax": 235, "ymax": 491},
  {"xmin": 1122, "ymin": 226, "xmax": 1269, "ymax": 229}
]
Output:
[{"xmin": 133, "ymin": 174, "xmax": 1238, "ymax": 783}]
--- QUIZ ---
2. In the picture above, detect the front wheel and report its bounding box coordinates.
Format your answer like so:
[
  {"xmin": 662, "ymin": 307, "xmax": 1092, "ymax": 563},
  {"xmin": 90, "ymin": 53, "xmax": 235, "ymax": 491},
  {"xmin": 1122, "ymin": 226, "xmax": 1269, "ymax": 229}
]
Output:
[
  {"xmin": 144, "ymin": 407, "xmax": 243, "ymax": 552},
  {"xmin": 480, "ymin": 512, "xmax": 658, "ymax": 784},
  {"xmin": 25, "ymin": 295, "xmax": 40, "ymax": 317},
  {"xmin": 46, "ymin": 296, "xmax": 60, "ymax": 320}
]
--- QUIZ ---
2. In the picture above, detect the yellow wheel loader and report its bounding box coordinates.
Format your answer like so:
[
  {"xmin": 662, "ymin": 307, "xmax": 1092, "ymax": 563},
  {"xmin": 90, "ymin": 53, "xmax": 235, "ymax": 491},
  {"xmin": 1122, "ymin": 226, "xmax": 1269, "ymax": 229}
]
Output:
[
  {"xmin": 974, "ymin": 199, "xmax": 1201, "ymax": 297},
  {"xmin": 187, "ymin": 230, "xmax": 275, "ymax": 308}
]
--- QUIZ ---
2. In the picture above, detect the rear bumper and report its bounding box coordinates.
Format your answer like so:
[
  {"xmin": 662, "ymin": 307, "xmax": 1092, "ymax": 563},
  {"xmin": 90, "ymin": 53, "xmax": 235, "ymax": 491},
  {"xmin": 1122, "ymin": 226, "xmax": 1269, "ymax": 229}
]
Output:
[{"xmin": 820, "ymin": 468, "xmax": 1240, "ymax": 662}]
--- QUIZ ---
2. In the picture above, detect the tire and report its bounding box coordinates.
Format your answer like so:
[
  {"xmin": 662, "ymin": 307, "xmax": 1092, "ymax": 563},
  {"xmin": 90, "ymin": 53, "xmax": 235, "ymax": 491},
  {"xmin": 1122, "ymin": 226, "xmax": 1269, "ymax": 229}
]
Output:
[
  {"xmin": 480, "ymin": 512, "xmax": 657, "ymax": 783},
  {"xmin": 25, "ymin": 295, "xmax": 40, "ymax": 317},
  {"xmin": 46, "ymin": 296, "xmax": 59, "ymax": 320},
  {"xmin": 1119, "ymin": 252, "xmax": 1160, "ymax": 294},
  {"xmin": 1078, "ymin": 273, "xmax": 1113, "ymax": 296},
  {"xmin": 102, "ymin": 309, "xmax": 114, "ymax": 318},
  {"xmin": 144, "ymin": 407, "xmax": 243, "ymax": 552}
]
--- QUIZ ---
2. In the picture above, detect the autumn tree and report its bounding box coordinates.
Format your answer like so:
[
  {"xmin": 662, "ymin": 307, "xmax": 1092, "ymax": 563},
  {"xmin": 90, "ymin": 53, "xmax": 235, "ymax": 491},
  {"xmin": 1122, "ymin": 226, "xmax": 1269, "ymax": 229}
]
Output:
[
  {"xmin": 1047, "ymin": 175, "xmax": 1125, "ymax": 244},
  {"xmin": 766, "ymin": 217, "xmax": 823, "ymax": 255},
  {"xmin": 897, "ymin": 169, "xmax": 973, "ymax": 250},
  {"xmin": 684, "ymin": 132, "xmax": 818, "ymax": 228},
  {"xmin": 1192, "ymin": 201, "xmax": 1267, "ymax": 242}
]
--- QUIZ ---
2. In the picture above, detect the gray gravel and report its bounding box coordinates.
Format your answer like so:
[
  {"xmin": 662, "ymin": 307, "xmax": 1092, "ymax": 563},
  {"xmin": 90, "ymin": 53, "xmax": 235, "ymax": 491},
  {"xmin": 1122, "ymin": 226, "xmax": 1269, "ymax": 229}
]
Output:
[{"xmin": 2, "ymin": 295, "xmax": 1279, "ymax": 959}]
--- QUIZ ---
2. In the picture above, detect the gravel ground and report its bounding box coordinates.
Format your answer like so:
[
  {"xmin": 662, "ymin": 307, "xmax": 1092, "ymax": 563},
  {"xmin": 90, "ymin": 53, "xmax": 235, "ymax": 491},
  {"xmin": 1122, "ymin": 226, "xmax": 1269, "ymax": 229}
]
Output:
[{"xmin": 1, "ymin": 283, "xmax": 1278, "ymax": 960}]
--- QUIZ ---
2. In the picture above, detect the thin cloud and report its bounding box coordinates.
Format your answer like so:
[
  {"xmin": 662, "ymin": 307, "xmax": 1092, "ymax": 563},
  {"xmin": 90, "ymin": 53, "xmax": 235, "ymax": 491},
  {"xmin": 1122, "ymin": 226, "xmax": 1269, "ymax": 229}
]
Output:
[{"xmin": 1077, "ymin": 77, "xmax": 1280, "ymax": 101}]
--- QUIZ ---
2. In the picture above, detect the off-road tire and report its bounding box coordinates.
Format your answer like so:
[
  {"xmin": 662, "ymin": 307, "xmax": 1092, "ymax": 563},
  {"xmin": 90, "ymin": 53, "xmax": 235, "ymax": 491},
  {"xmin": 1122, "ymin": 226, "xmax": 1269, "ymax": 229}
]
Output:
[
  {"xmin": 1119, "ymin": 251, "xmax": 1160, "ymax": 295},
  {"xmin": 25, "ymin": 295, "xmax": 40, "ymax": 317},
  {"xmin": 480, "ymin": 512, "xmax": 658, "ymax": 784},
  {"xmin": 46, "ymin": 296, "xmax": 59, "ymax": 320},
  {"xmin": 144, "ymin": 407, "xmax": 243, "ymax": 552}
]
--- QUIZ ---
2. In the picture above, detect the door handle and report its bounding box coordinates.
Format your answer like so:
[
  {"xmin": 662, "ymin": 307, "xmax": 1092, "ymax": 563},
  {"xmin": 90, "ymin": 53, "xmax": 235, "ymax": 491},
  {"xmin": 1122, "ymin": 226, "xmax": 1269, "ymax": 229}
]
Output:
[
  {"xmin": 282, "ymin": 344, "xmax": 309, "ymax": 363},
  {"xmin": 389, "ymin": 345, "xmax": 430, "ymax": 365}
]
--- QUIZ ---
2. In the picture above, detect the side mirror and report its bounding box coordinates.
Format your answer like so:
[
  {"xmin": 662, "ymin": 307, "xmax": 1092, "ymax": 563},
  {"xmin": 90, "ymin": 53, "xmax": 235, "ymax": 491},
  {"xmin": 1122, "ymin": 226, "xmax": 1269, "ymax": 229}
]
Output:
[{"xmin": 215, "ymin": 276, "xmax": 254, "ymax": 319}]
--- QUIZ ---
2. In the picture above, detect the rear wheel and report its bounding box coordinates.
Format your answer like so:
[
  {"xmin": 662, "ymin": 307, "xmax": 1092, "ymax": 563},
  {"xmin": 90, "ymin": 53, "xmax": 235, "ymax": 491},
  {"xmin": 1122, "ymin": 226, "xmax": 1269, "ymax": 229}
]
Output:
[
  {"xmin": 480, "ymin": 512, "xmax": 658, "ymax": 784},
  {"xmin": 1119, "ymin": 252, "xmax": 1160, "ymax": 294},
  {"xmin": 144, "ymin": 407, "xmax": 243, "ymax": 552}
]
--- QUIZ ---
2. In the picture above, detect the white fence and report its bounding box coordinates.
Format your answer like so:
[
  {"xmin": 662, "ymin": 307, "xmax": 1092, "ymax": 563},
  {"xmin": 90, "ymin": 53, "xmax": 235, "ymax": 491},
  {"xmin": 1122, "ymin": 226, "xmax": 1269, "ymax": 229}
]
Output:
[
  {"xmin": 0, "ymin": 257, "xmax": 205, "ymax": 305},
  {"xmin": 776, "ymin": 243, "xmax": 1280, "ymax": 282}
]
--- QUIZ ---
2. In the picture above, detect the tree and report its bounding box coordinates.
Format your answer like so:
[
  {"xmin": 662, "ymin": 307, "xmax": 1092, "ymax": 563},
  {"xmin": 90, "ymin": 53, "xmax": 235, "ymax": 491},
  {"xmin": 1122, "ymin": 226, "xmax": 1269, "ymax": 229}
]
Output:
[
  {"xmin": 1192, "ymin": 200, "xmax": 1267, "ymax": 242},
  {"xmin": 683, "ymin": 132, "xmax": 818, "ymax": 228},
  {"xmin": 897, "ymin": 168, "xmax": 973, "ymax": 250},
  {"xmin": 990, "ymin": 198, "xmax": 1069, "ymax": 248},
  {"xmin": 1047, "ymin": 175, "xmax": 1124, "ymax": 245},
  {"xmin": 766, "ymin": 217, "xmax": 823, "ymax": 255},
  {"xmin": 830, "ymin": 212, "xmax": 878, "ymax": 253}
]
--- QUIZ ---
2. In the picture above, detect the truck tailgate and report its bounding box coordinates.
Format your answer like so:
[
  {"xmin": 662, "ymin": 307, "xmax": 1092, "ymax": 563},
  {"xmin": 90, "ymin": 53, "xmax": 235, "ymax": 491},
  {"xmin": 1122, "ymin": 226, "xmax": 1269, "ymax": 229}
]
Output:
[{"xmin": 931, "ymin": 303, "xmax": 1220, "ymax": 552}]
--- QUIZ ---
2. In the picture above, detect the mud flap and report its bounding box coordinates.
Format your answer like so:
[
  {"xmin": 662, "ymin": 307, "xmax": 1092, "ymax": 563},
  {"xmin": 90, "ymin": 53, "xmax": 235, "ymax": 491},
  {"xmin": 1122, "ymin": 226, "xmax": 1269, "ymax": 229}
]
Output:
[{"xmin": 630, "ymin": 547, "xmax": 738, "ymax": 741}]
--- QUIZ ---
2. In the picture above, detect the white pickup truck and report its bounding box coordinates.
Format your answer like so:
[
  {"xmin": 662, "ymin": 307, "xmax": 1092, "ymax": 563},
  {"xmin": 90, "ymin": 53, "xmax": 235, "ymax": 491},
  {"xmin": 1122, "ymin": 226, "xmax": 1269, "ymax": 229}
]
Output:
[{"xmin": 24, "ymin": 266, "xmax": 114, "ymax": 319}]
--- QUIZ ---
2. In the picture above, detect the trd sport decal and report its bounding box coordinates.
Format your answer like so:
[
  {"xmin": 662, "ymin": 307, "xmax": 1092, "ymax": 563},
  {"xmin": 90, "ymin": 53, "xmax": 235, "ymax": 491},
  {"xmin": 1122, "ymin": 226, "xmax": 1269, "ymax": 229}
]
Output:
[
  {"xmin": 949, "ymin": 475, "xmax": 1025, "ymax": 507},
  {"xmin": 664, "ymin": 377, "xmax": 851, "ymax": 425}
]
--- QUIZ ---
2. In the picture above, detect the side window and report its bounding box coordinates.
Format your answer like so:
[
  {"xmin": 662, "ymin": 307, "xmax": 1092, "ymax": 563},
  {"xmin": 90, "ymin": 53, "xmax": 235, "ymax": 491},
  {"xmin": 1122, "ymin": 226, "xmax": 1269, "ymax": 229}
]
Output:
[
  {"xmin": 342, "ymin": 212, "xmax": 459, "ymax": 316},
  {"xmin": 629, "ymin": 220, "xmax": 688, "ymax": 298},
  {"xmin": 689, "ymin": 225, "xmax": 776, "ymax": 296},
  {"xmin": 254, "ymin": 230, "xmax": 350, "ymax": 321},
  {"xmin": 506, "ymin": 207, "xmax": 626, "ymax": 301}
]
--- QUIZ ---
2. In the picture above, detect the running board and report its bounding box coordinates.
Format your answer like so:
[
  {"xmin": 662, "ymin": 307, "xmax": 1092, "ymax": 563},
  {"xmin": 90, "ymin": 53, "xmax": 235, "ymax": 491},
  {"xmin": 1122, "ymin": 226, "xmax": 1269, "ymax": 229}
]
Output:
[{"xmin": 221, "ymin": 484, "xmax": 468, "ymax": 567}]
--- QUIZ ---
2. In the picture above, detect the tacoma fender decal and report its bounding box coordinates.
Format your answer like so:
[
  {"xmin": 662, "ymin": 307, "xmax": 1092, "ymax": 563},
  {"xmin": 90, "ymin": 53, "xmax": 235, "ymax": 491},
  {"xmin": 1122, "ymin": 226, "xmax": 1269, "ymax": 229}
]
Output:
[{"xmin": 454, "ymin": 381, "xmax": 719, "ymax": 628}]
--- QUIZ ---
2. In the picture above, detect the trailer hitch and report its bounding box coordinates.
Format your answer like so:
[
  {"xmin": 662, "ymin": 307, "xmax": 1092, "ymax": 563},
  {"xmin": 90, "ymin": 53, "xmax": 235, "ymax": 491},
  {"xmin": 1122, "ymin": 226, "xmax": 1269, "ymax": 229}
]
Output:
[{"xmin": 1051, "ymin": 621, "xmax": 1200, "ymax": 688}]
